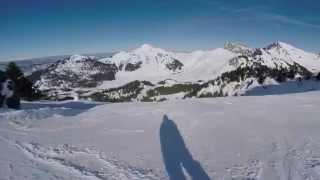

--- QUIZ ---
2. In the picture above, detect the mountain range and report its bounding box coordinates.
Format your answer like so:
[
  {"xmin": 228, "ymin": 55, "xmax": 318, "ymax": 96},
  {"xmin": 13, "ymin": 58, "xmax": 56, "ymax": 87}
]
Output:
[{"xmin": 24, "ymin": 41, "xmax": 320, "ymax": 102}]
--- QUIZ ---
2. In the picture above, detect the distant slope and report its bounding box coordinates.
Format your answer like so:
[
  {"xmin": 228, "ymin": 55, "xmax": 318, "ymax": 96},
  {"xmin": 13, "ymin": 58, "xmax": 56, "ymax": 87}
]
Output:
[
  {"xmin": 0, "ymin": 52, "xmax": 115, "ymax": 75},
  {"xmin": 0, "ymin": 55, "xmax": 68, "ymax": 74}
]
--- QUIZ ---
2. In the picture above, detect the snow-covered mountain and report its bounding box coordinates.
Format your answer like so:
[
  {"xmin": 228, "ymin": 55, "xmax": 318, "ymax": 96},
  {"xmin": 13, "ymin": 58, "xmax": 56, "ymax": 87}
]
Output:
[
  {"xmin": 28, "ymin": 42, "xmax": 320, "ymax": 101},
  {"xmin": 194, "ymin": 42, "xmax": 317, "ymax": 97},
  {"xmin": 29, "ymin": 55, "xmax": 117, "ymax": 99},
  {"xmin": 264, "ymin": 42, "xmax": 320, "ymax": 72},
  {"xmin": 99, "ymin": 44, "xmax": 183, "ymax": 82}
]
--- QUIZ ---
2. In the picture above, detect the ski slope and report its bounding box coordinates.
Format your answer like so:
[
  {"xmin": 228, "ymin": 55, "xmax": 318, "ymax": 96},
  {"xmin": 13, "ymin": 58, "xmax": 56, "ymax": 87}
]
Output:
[{"xmin": 1, "ymin": 92, "xmax": 320, "ymax": 179}]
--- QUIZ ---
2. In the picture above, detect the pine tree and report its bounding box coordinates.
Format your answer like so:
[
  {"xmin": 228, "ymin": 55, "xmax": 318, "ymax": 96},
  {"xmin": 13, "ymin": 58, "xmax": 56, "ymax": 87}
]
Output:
[
  {"xmin": 5, "ymin": 62, "xmax": 42, "ymax": 101},
  {"xmin": 0, "ymin": 70, "xmax": 6, "ymax": 108},
  {"xmin": 257, "ymin": 75, "xmax": 266, "ymax": 85},
  {"xmin": 6, "ymin": 62, "xmax": 23, "ymax": 82},
  {"xmin": 16, "ymin": 76, "xmax": 35, "ymax": 100},
  {"xmin": 0, "ymin": 70, "xmax": 6, "ymax": 82},
  {"xmin": 276, "ymin": 69, "xmax": 286, "ymax": 83},
  {"xmin": 316, "ymin": 72, "xmax": 320, "ymax": 81}
]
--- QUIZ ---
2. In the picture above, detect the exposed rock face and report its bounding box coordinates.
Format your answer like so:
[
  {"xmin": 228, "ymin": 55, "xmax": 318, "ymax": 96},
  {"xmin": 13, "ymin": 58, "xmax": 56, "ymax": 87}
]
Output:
[
  {"xmin": 123, "ymin": 62, "xmax": 142, "ymax": 71},
  {"xmin": 166, "ymin": 59, "xmax": 183, "ymax": 71},
  {"xmin": 224, "ymin": 42, "xmax": 253, "ymax": 55}
]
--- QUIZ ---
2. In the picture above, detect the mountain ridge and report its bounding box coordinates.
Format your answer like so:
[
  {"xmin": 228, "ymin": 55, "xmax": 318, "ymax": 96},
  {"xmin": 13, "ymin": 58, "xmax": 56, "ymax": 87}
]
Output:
[{"xmin": 27, "ymin": 41, "xmax": 320, "ymax": 101}]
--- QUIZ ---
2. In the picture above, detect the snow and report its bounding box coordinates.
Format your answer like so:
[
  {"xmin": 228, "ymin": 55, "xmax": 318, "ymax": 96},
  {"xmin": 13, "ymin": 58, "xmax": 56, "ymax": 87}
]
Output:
[
  {"xmin": 69, "ymin": 55, "xmax": 89, "ymax": 62},
  {"xmin": 175, "ymin": 48, "xmax": 237, "ymax": 81},
  {"xmin": 33, "ymin": 42, "xmax": 320, "ymax": 100},
  {"xmin": 1, "ymin": 79, "xmax": 14, "ymax": 98},
  {"xmin": 97, "ymin": 46, "xmax": 237, "ymax": 90},
  {"xmin": 97, "ymin": 42, "xmax": 320, "ymax": 91},
  {"xmin": 266, "ymin": 41, "xmax": 320, "ymax": 73},
  {"xmin": 97, "ymin": 44, "xmax": 184, "ymax": 88},
  {"xmin": 54, "ymin": 55, "xmax": 100, "ymax": 76},
  {"xmin": 1, "ymin": 92, "xmax": 320, "ymax": 179},
  {"xmin": 247, "ymin": 79, "xmax": 320, "ymax": 96}
]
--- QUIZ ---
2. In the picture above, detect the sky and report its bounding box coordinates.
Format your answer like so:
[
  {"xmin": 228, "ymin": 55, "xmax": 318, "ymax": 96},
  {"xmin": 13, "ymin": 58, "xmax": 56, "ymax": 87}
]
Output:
[{"xmin": 1, "ymin": 0, "xmax": 320, "ymax": 61}]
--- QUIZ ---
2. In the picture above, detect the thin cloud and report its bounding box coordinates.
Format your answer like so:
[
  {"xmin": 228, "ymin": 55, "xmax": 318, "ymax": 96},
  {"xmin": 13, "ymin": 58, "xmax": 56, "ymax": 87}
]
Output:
[
  {"xmin": 230, "ymin": 7, "xmax": 320, "ymax": 30},
  {"xmin": 261, "ymin": 13, "xmax": 320, "ymax": 30},
  {"xmin": 230, "ymin": 6, "xmax": 268, "ymax": 14}
]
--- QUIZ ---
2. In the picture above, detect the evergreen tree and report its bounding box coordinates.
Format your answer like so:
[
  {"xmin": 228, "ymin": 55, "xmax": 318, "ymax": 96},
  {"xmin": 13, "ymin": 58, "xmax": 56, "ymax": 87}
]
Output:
[
  {"xmin": 287, "ymin": 69, "xmax": 295, "ymax": 79},
  {"xmin": 0, "ymin": 70, "xmax": 6, "ymax": 82},
  {"xmin": 16, "ymin": 76, "xmax": 39, "ymax": 101},
  {"xmin": 317, "ymin": 72, "xmax": 320, "ymax": 81},
  {"xmin": 5, "ymin": 62, "xmax": 42, "ymax": 101},
  {"xmin": 257, "ymin": 75, "xmax": 266, "ymax": 85},
  {"xmin": 276, "ymin": 69, "xmax": 286, "ymax": 83},
  {"xmin": 0, "ymin": 70, "xmax": 6, "ymax": 108},
  {"xmin": 6, "ymin": 62, "xmax": 23, "ymax": 82}
]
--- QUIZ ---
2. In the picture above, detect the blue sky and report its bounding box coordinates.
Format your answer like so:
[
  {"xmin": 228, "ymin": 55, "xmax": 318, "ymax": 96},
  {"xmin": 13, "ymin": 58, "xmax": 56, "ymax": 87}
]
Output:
[{"xmin": 1, "ymin": 0, "xmax": 320, "ymax": 61}]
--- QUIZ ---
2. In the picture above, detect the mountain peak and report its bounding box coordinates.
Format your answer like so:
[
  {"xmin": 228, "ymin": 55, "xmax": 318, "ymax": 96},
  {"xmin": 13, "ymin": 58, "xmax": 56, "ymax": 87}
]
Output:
[
  {"xmin": 224, "ymin": 41, "xmax": 249, "ymax": 48},
  {"xmin": 266, "ymin": 41, "xmax": 297, "ymax": 50},
  {"xmin": 140, "ymin": 44, "xmax": 154, "ymax": 50},
  {"xmin": 134, "ymin": 44, "xmax": 166, "ymax": 54},
  {"xmin": 224, "ymin": 41, "xmax": 252, "ymax": 54},
  {"xmin": 224, "ymin": 41, "xmax": 249, "ymax": 49},
  {"xmin": 68, "ymin": 54, "xmax": 89, "ymax": 62}
]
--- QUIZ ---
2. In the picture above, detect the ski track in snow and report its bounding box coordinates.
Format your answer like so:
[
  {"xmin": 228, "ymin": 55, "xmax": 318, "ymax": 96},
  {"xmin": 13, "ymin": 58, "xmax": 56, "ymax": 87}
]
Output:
[
  {"xmin": 1, "ymin": 92, "xmax": 320, "ymax": 179},
  {"xmin": 0, "ymin": 135, "xmax": 159, "ymax": 180},
  {"xmin": 225, "ymin": 140, "xmax": 320, "ymax": 180}
]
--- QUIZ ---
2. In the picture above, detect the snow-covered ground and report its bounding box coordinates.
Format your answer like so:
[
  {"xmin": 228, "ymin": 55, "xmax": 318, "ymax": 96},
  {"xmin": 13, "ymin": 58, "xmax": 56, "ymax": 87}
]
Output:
[{"xmin": 1, "ymin": 92, "xmax": 320, "ymax": 179}]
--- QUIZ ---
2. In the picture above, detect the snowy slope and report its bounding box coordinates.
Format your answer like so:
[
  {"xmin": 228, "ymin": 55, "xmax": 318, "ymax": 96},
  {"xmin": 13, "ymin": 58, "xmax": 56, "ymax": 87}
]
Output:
[
  {"xmin": 192, "ymin": 42, "xmax": 320, "ymax": 97},
  {"xmin": 265, "ymin": 42, "xmax": 320, "ymax": 73},
  {"xmin": 96, "ymin": 45, "xmax": 236, "ymax": 90},
  {"xmin": 219, "ymin": 41, "xmax": 320, "ymax": 73},
  {"xmin": 174, "ymin": 48, "xmax": 237, "ymax": 81},
  {"xmin": 99, "ymin": 44, "xmax": 238, "ymax": 83},
  {"xmin": 99, "ymin": 44, "xmax": 183, "ymax": 83},
  {"xmin": 1, "ymin": 92, "xmax": 320, "ymax": 179}
]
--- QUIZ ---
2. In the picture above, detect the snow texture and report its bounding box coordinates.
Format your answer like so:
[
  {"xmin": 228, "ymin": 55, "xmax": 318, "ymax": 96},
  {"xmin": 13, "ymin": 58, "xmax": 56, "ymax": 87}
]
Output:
[{"xmin": 1, "ymin": 91, "xmax": 320, "ymax": 179}]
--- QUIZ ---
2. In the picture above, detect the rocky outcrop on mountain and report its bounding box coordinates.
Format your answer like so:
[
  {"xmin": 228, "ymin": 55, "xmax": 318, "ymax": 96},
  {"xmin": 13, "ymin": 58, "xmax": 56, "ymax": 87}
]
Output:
[
  {"xmin": 121, "ymin": 62, "xmax": 142, "ymax": 71},
  {"xmin": 165, "ymin": 59, "xmax": 183, "ymax": 71},
  {"xmin": 224, "ymin": 42, "xmax": 253, "ymax": 55}
]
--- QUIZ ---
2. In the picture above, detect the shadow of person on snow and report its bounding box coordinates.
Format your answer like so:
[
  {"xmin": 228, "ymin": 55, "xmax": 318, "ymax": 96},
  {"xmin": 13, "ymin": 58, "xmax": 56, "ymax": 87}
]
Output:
[{"xmin": 160, "ymin": 115, "xmax": 211, "ymax": 180}]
